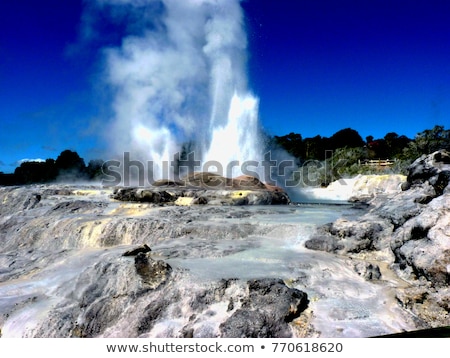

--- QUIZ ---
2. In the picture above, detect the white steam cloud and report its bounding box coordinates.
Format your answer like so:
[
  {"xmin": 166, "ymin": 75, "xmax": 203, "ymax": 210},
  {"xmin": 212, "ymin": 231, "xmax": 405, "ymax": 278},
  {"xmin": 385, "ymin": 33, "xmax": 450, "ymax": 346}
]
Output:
[{"xmin": 90, "ymin": 0, "xmax": 263, "ymax": 180}]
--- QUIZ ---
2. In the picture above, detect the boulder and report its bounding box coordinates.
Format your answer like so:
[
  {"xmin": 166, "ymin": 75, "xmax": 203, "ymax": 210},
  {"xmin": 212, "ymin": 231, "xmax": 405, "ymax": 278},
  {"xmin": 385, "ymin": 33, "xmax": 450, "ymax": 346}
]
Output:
[
  {"xmin": 219, "ymin": 279, "xmax": 309, "ymax": 338},
  {"xmin": 371, "ymin": 183, "xmax": 435, "ymax": 229},
  {"xmin": 134, "ymin": 252, "xmax": 172, "ymax": 289},
  {"xmin": 112, "ymin": 188, "xmax": 175, "ymax": 203},
  {"xmin": 390, "ymin": 195, "xmax": 450, "ymax": 285},
  {"xmin": 305, "ymin": 217, "xmax": 391, "ymax": 254},
  {"xmin": 405, "ymin": 149, "xmax": 450, "ymax": 195}
]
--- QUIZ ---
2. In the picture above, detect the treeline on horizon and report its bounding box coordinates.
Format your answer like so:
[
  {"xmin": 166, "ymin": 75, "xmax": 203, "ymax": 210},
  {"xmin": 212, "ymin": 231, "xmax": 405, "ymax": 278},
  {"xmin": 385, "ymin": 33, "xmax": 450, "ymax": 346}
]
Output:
[
  {"xmin": 271, "ymin": 125, "xmax": 450, "ymax": 163},
  {"xmin": 0, "ymin": 150, "xmax": 104, "ymax": 186},
  {"xmin": 0, "ymin": 125, "xmax": 449, "ymax": 186}
]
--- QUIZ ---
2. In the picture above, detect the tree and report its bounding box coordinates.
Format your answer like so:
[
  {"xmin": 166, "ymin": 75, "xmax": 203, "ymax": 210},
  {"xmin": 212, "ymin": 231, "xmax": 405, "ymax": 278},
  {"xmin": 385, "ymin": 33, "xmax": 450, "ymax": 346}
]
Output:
[
  {"xmin": 55, "ymin": 150, "xmax": 87, "ymax": 180},
  {"xmin": 367, "ymin": 139, "xmax": 389, "ymax": 159},
  {"xmin": 273, "ymin": 132, "xmax": 304, "ymax": 159},
  {"xmin": 401, "ymin": 125, "xmax": 449, "ymax": 159},
  {"xmin": 86, "ymin": 159, "xmax": 105, "ymax": 180},
  {"xmin": 329, "ymin": 128, "xmax": 365, "ymax": 150},
  {"xmin": 304, "ymin": 135, "xmax": 326, "ymax": 160},
  {"xmin": 384, "ymin": 132, "xmax": 411, "ymax": 158},
  {"xmin": 415, "ymin": 125, "xmax": 450, "ymax": 154},
  {"xmin": 14, "ymin": 160, "xmax": 56, "ymax": 184},
  {"xmin": 55, "ymin": 150, "xmax": 85, "ymax": 171}
]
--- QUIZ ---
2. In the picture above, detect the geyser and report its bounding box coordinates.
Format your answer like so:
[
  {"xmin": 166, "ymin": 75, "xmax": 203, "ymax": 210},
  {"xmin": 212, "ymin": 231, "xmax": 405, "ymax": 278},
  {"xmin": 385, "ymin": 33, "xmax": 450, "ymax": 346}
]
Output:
[{"xmin": 98, "ymin": 0, "xmax": 263, "ymax": 181}]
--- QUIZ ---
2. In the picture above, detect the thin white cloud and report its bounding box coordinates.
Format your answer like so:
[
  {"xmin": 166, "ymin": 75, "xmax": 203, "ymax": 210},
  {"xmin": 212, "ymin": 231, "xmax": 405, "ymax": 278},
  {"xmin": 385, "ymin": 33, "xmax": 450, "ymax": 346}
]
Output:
[{"xmin": 18, "ymin": 158, "xmax": 46, "ymax": 164}]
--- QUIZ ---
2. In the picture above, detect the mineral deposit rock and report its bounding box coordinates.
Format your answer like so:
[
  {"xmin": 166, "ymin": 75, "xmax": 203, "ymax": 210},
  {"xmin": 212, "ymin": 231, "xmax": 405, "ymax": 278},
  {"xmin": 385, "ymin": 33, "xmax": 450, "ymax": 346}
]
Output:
[{"xmin": 110, "ymin": 172, "xmax": 291, "ymax": 206}]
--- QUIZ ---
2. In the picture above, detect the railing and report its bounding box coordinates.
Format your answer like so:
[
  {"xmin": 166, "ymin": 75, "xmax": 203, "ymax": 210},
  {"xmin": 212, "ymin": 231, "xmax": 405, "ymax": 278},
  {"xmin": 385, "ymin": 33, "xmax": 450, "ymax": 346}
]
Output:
[{"xmin": 359, "ymin": 159, "xmax": 395, "ymax": 167}]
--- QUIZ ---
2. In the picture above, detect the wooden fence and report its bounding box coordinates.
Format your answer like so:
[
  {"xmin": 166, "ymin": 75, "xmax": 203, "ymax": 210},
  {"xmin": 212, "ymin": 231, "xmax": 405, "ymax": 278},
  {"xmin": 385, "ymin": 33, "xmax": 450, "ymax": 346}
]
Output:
[{"xmin": 358, "ymin": 159, "xmax": 395, "ymax": 167}]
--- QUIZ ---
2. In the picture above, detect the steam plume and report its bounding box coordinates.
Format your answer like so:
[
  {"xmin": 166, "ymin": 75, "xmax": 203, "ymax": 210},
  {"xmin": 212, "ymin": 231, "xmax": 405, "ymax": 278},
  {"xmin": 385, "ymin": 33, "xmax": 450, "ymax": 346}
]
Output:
[{"xmin": 91, "ymin": 0, "xmax": 263, "ymax": 179}]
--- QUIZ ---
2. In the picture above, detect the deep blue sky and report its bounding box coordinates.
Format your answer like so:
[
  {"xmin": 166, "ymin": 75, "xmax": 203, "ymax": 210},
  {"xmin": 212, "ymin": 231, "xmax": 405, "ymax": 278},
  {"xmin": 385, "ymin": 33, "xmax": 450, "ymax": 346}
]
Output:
[{"xmin": 1, "ymin": 0, "xmax": 450, "ymax": 173}]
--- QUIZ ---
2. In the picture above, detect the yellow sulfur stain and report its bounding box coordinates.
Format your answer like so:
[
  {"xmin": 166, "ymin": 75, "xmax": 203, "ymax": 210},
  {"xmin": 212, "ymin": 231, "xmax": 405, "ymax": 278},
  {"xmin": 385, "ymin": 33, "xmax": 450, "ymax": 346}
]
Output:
[
  {"xmin": 229, "ymin": 190, "xmax": 253, "ymax": 199},
  {"xmin": 175, "ymin": 197, "xmax": 195, "ymax": 206},
  {"xmin": 73, "ymin": 189, "xmax": 98, "ymax": 196},
  {"xmin": 108, "ymin": 203, "xmax": 155, "ymax": 216}
]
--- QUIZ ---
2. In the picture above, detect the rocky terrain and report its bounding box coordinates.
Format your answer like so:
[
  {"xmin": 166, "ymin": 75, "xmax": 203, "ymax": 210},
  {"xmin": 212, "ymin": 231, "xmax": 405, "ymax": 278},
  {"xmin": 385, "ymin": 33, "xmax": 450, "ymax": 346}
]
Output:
[
  {"xmin": 305, "ymin": 149, "xmax": 450, "ymax": 329},
  {"xmin": 0, "ymin": 152, "xmax": 448, "ymax": 338},
  {"xmin": 0, "ymin": 174, "xmax": 314, "ymax": 338}
]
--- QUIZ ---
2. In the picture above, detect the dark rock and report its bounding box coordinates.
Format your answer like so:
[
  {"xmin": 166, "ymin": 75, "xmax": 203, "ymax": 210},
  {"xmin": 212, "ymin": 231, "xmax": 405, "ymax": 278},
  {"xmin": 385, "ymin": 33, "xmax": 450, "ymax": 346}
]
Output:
[
  {"xmin": 42, "ymin": 188, "xmax": 74, "ymax": 196},
  {"xmin": 112, "ymin": 187, "xmax": 176, "ymax": 203},
  {"xmin": 246, "ymin": 279, "xmax": 309, "ymax": 322},
  {"xmin": 122, "ymin": 244, "xmax": 151, "ymax": 257},
  {"xmin": 406, "ymin": 150, "xmax": 450, "ymax": 195},
  {"xmin": 138, "ymin": 190, "xmax": 174, "ymax": 203},
  {"xmin": 430, "ymin": 170, "xmax": 450, "ymax": 196},
  {"xmin": 220, "ymin": 309, "xmax": 272, "ymax": 338},
  {"xmin": 134, "ymin": 253, "xmax": 172, "ymax": 289},
  {"xmin": 137, "ymin": 298, "xmax": 171, "ymax": 334},
  {"xmin": 23, "ymin": 193, "xmax": 41, "ymax": 210},
  {"xmin": 181, "ymin": 327, "xmax": 194, "ymax": 338},
  {"xmin": 220, "ymin": 279, "xmax": 308, "ymax": 338},
  {"xmin": 304, "ymin": 218, "xmax": 389, "ymax": 254},
  {"xmin": 269, "ymin": 190, "xmax": 291, "ymax": 205},
  {"xmin": 352, "ymin": 261, "xmax": 382, "ymax": 280},
  {"xmin": 401, "ymin": 181, "xmax": 411, "ymax": 191},
  {"xmin": 112, "ymin": 185, "xmax": 290, "ymax": 206},
  {"xmin": 348, "ymin": 194, "xmax": 373, "ymax": 203},
  {"xmin": 192, "ymin": 196, "xmax": 208, "ymax": 205},
  {"xmin": 49, "ymin": 200, "xmax": 107, "ymax": 214},
  {"xmin": 304, "ymin": 235, "xmax": 344, "ymax": 252}
]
